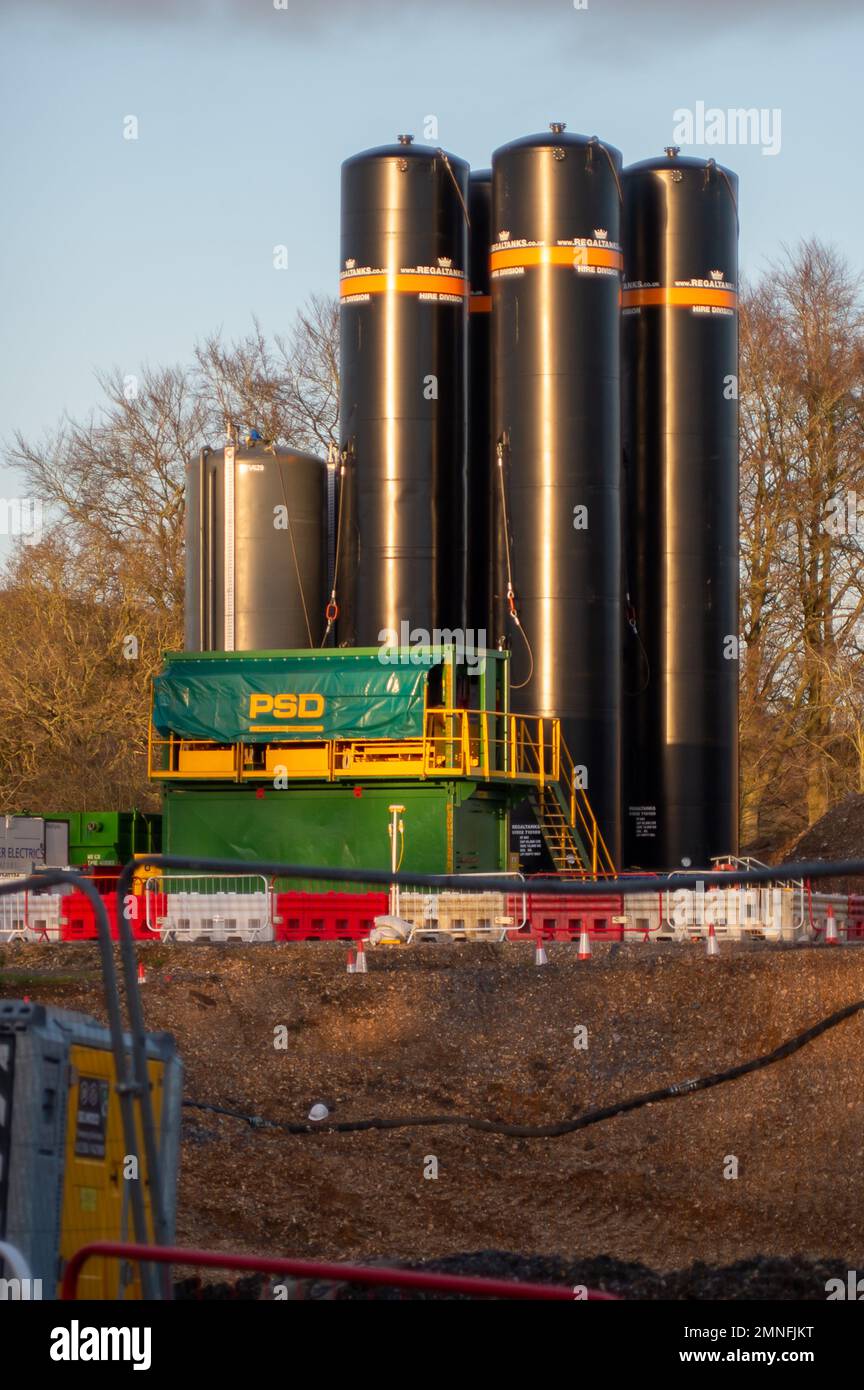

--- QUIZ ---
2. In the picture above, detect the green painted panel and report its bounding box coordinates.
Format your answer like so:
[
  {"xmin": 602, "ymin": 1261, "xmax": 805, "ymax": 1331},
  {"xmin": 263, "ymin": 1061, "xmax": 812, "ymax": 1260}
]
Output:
[
  {"xmin": 452, "ymin": 793, "xmax": 508, "ymax": 873},
  {"xmin": 163, "ymin": 783, "xmax": 511, "ymax": 887}
]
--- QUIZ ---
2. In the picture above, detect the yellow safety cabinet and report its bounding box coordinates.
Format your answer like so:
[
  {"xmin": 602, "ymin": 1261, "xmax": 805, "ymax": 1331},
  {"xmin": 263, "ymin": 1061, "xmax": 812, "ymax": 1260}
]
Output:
[{"xmin": 0, "ymin": 999, "xmax": 182, "ymax": 1298}]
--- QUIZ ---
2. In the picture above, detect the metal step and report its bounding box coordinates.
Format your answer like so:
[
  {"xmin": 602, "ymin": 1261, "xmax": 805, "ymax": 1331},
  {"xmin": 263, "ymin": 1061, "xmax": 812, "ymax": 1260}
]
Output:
[{"xmin": 527, "ymin": 784, "xmax": 593, "ymax": 877}]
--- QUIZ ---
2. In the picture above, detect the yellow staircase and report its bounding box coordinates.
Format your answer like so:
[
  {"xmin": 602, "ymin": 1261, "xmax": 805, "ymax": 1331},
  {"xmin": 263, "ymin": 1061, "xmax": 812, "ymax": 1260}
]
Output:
[
  {"xmin": 528, "ymin": 735, "xmax": 616, "ymax": 879},
  {"xmin": 532, "ymin": 785, "xmax": 589, "ymax": 875}
]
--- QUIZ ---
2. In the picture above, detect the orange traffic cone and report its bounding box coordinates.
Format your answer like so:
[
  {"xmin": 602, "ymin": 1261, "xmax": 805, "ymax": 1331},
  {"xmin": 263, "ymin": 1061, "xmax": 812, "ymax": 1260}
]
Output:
[
  {"xmin": 535, "ymin": 940, "xmax": 548, "ymax": 966},
  {"xmin": 825, "ymin": 906, "xmax": 839, "ymax": 945},
  {"xmin": 578, "ymin": 925, "xmax": 592, "ymax": 961},
  {"xmin": 346, "ymin": 949, "xmax": 356, "ymax": 973},
  {"xmin": 137, "ymin": 961, "xmax": 147, "ymax": 985},
  {"xmin": 706, "ymin": 923, "xmax": 720, "ymax": 958},
  {"xmin": 355, "ymin": 941, "xmax": 368, "ymax": 974}
]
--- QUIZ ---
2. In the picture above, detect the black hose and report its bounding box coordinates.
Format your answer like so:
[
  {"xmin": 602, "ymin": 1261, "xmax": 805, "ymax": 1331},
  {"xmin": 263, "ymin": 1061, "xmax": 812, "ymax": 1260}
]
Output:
[
  {"xmin": 182, "ymin": 996, "xmax": 864, "ymax": 1140},
  {"xmin": 588, "ymin": 136, "xmax": 623, "ymax": 204}
]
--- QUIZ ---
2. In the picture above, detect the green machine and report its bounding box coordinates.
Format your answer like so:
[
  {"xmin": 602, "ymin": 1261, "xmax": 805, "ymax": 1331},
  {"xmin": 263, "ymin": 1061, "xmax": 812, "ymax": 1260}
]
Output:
[
  {"xmin": 43, "ymin": 811, "xmax": 162, "ymax": 868},
  {"xmin": 148, "ymin": 646, "xmax": 610, "ymax": 877}
]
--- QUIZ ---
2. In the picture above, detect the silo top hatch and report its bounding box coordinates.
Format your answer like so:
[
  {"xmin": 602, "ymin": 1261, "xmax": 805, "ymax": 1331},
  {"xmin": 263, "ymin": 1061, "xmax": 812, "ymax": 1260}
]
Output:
[
  {"xmin": 341, "ymin": 138, "xmax": 468, "ymax": 171},
  {"xmin": 624, "ymin": 148, "xmax": 738, "ymax": 187},
  {"xmin": 492, "ymin": 124, "xmax": 623, "ymax": 169}
]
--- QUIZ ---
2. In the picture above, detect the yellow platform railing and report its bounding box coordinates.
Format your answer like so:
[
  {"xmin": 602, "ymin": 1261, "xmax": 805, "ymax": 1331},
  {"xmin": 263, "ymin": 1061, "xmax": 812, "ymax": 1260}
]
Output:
[{"xmin": 148, "ymin": 708, "xmax": 558, "ymax": 786}]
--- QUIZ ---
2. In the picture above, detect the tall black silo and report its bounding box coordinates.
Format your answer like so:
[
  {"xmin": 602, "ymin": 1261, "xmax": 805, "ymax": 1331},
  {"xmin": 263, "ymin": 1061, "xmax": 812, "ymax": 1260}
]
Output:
[
  {"xmin": 339, "ymin": 136, "xmax": 469, "ymax": 645},
  {"xmin": 491, "ymin": 124, "xmax": 623, "ymax": 862},
  {"xmin": 467, "ymin": 168, "xmax": 492, "ymax": 640},
  {"xmin": 622, "ymin": 150, "xmax": 739, "ymax": 869}
]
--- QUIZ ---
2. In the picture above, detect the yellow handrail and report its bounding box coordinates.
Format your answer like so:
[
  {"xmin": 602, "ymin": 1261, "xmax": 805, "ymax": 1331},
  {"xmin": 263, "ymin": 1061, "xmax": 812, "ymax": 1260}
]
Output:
[{"xmin": 557, "ymin": 734, "xmax": 616, "ymax": 877}]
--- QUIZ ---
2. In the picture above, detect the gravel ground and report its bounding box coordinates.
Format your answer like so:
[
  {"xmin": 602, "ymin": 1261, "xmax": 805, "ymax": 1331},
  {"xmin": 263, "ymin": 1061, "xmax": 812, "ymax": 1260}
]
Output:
[{"xmin": 2, "ymin": 938, "xmax": 863, "ymax": 1299}]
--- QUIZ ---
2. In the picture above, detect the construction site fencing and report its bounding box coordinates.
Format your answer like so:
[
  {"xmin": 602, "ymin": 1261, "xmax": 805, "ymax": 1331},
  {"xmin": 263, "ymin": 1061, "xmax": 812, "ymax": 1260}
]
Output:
[
  {"xmin": 2, "ymin": 862, "xmax": 864, "ymax": 947},
  {"xmin": 115, "ymin": 854, "xmax": 864, "ymax": 959},
  {"xmin": 0, "ymin": 883, "xmax": 63, "ymax": 941},
  {"xmin": 391, "ymin": 872, "xmax": 527, "ymax": 942},
  {"xmin": 512, "ymin": 890, "xmax": 626, "ymax": 941},
  {"xmin": 274, "ymin": 890, "xmax": 388, "ymax": 940},
  {"xmin": 628, "ymin": 883, "xmax": 856, "ymax": 943},
  {"xmin": 59, "ymin": 882, "xmax": 159, "ymax": 943},
  {"xmin": 143, "ymin": 874, "xmax": 271, "ymax": 941}
]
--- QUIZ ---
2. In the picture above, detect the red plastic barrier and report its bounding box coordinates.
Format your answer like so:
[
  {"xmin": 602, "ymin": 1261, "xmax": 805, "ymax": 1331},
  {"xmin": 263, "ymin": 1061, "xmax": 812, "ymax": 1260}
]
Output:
[
  {"xmin": 847, "ymin": 894, "xmax": 864, "ymax": 941},
  {"xmin": 507, "ymin": 892, "xmax": 626, "ymax": 941},
  {"xmin": 274, "ymin": 891, "xmax": 389, "ymax": 941},
  {"xmin": 59, "ymin": 888, "xmax": 159, "ymax": 942}
]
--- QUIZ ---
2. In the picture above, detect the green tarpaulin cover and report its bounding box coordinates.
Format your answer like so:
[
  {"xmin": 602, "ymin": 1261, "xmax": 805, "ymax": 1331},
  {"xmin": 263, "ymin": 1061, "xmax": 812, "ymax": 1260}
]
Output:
[{"xmin": 152, "ymin": 653, "xmax": 430, "ymax": 743}]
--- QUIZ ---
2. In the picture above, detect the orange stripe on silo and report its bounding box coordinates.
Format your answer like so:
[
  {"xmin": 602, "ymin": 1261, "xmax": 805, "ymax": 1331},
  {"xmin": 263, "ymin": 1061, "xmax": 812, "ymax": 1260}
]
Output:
[
  {"xmin": 490, "ymin": 245, "xmax": 623, "ymax": 273},
  {"xmin": 469, "ymin": 294, "xmax": 491, "ymax": 313},
  {"xmin": 622, "ymin": 286, "xmax": 738, "ymax": 310},
  {"xmin": 340, "ymin": 272, "xmax": 468, "ymax": 298}
]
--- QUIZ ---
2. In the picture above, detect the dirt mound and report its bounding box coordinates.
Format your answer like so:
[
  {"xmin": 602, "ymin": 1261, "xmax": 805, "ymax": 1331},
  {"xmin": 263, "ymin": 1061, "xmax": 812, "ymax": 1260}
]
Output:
[
  {"xmin": 2, "ymin": 939, "xmax": 864, "ymax": 1290},
  {"xmin": 783, "ymin": 791, "xmax": 864, "ymax": 890}
]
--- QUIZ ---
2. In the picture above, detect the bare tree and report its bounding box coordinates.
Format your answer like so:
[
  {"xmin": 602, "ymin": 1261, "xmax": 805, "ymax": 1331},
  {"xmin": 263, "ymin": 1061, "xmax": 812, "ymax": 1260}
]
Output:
[
  {"xmin": 194, "ymin": 296, "xmax": 339, "ymax": 455},
  {"xmin": 740, "ymin": 240, "xmax": 864, "ymax": 847},
  {"xmin": 0, "ymin": 538, "xmax": 171, "ymax": 811},
  {"xmin": 7, "ymin": 362, "xmax": 205, "ymax": 616},
  {"xmin": 1, "ymin": 294, "xmax": 341, "ymax": 812}
]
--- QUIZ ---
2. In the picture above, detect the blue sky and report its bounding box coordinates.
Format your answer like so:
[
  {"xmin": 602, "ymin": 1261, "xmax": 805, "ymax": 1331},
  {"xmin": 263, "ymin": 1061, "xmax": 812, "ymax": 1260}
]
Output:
[{"xmin": 1, "ymin": 0, "xmax": 862, "ymax": 514}]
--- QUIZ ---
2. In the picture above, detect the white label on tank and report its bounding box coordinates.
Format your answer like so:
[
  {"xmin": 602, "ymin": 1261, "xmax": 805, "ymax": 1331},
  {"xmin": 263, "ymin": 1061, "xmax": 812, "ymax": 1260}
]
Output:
[{"xmin": 628, "ymin": 805, "xmax": 657, "ymax": 839}]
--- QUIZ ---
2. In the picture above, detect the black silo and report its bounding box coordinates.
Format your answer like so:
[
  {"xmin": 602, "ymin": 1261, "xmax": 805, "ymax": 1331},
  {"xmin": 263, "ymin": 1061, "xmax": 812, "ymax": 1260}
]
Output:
[
  {"xmin": 491, "ymin": 125, "xmax": 623, "ymax": 862},
  {"xmin": 185, "ymin": 443, "xmax": 327, "ymax": 652},
  {"xmin": 467, "ymin": 168, "xmax": 492, "ymax": 638},
  {"xmin": 339, "ymin": 137, "xmax": 469, "ymax": 645},
  {"xmin": 622, "ymin": 151, "xmax": 739, "ymax": 869}
]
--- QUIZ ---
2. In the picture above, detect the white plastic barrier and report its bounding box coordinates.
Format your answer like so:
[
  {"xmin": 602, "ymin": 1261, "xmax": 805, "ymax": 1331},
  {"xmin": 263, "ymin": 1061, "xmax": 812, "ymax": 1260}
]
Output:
[
  {"xmin": 656, "ymin": 884, "xmax": 799, "ymax": 941},
  {"xmin": 636, "ymin": 882, "xmax": 841, "ymax": 943},
  {"xmin": 398, "ymin": 890, "xmax": 512, "ymax": 941},
  {"xmin": 157, "ymin": 890, "xmax": 272, "ymax": 943},
  {"xmin": 0, "ymin": 889, "xmax": 62, "ymax": 942}
]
